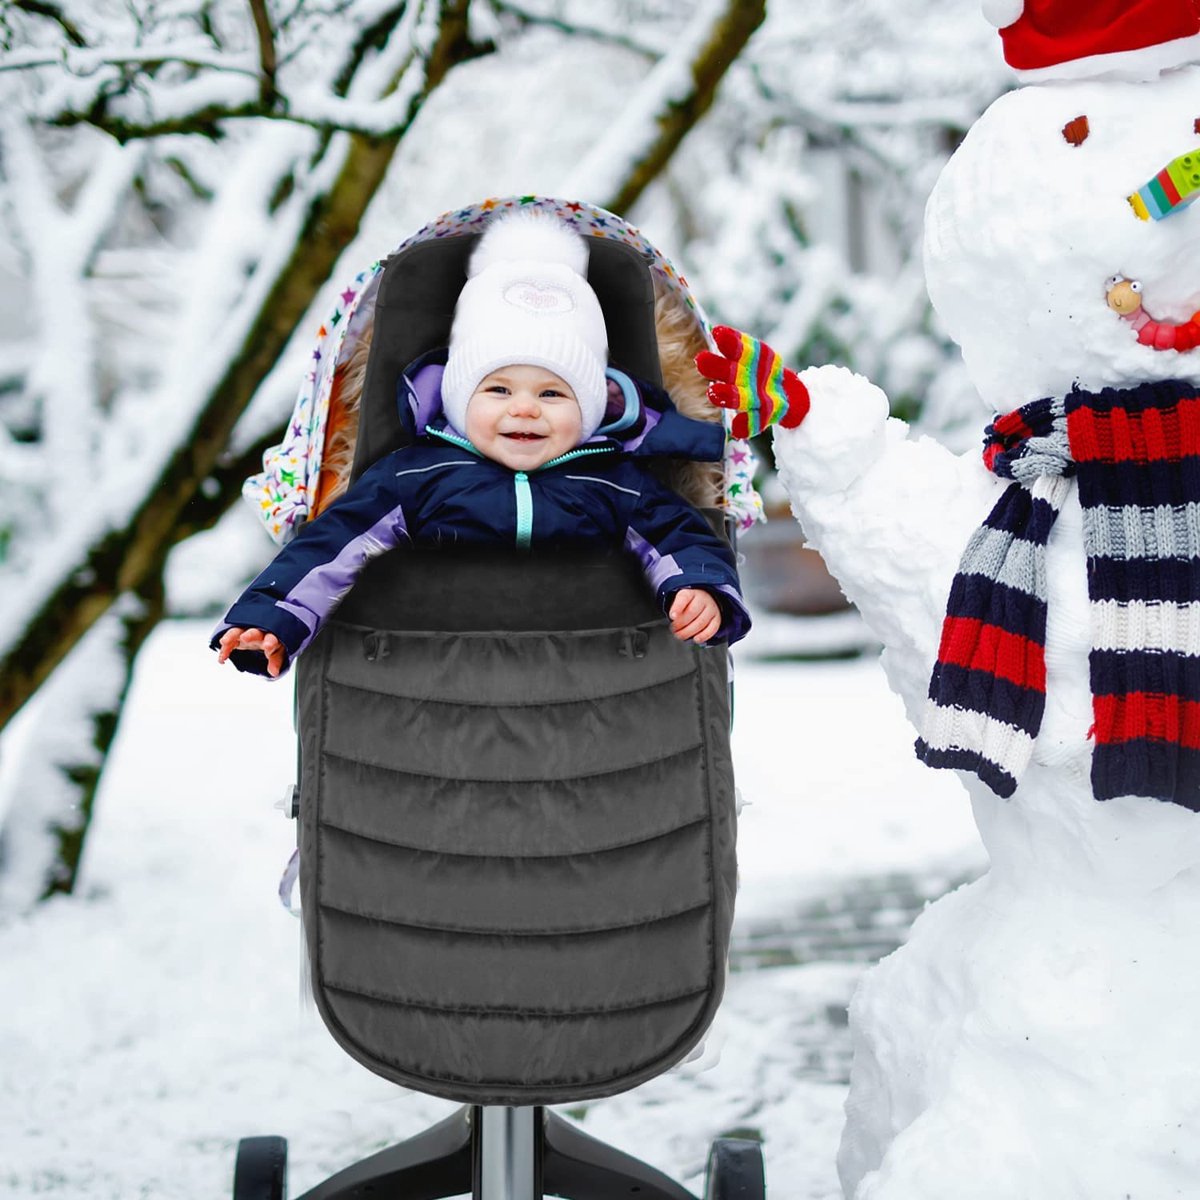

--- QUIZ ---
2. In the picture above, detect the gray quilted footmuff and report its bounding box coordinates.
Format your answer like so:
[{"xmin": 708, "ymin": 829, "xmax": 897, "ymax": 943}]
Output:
[{"xmin": 295, "ymin": 547, "xmax": 737, "ymax": 1106}]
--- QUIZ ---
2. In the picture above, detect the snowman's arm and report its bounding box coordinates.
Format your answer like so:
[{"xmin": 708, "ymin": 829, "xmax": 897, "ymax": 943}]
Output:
[{"xmin": 772, "ymin": 365, "xmax": 1001, "ymax": 718}]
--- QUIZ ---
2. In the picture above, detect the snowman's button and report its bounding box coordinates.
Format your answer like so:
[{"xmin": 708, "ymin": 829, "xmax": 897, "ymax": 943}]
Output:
[{"xmin": 1062, "ymin": 115, "xmax": 1090, "ymax": 146}]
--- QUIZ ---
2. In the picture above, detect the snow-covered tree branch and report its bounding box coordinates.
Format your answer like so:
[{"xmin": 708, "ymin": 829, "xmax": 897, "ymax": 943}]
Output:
[
  {"xmin": 488, "ymin": 0, "xmax": 662, "ymax": 59},
  {"xmin": 0, "ymin": 0, "xmax": 767, "ymax": 905},
  {"xmin": 562, "ymin": 0, "xmax": 765, "ymax": 216},
  {"xmin": 0, "ymin": 0, "xmax": 481, "ymax": 735},
  {"xmin": 646, "ymin": 0, "xmax": 1011, "ymax": 447},
  {"xmin": 2, "ymin": 1, "xmax": 493, "ymax": 139},
  {"xmin": 0, "ymin": 0, "xmax": 489, "ymax": 904},
  {"xmin": 247, "ymin": 0, "xmax": 280, "ymax": 106}
]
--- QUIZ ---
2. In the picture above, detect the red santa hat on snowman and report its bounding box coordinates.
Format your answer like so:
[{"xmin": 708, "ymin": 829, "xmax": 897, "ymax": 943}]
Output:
[{"xmin": 985, "ymin": 0, "xmax": 1200, "ymax": 82}]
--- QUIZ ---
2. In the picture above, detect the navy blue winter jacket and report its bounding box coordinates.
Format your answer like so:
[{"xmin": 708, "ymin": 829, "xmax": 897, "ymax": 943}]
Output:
[{"xmin": 213, "ymin": 362, "xmax": 750, "ymax": 676}]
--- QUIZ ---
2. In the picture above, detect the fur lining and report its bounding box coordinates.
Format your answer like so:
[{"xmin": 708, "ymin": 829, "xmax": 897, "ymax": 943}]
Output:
[
  {"xmin": 312, "ymin": 324, "xmax": 372, "ymax": 515},
  {"xmin": 650, "ymin": 278, "xmax": 723, "ymax": 510},
  {"xmin": 1015, "ymin": 31, "xmax": 1200, "ymax": 82}
]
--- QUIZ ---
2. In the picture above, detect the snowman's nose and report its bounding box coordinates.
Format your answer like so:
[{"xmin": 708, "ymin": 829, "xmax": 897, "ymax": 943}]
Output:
[{"xmin": 1129, "ymin": 148, "xmax": 1200, "ymax": 220}]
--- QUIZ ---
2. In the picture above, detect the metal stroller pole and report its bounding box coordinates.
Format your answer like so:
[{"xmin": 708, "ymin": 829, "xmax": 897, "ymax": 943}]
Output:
[{"xmin": 474, "ymin": 1106, "xmax": 540, "ymax": 1200}]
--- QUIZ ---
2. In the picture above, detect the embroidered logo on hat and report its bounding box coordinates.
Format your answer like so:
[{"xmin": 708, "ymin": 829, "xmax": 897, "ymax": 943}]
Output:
[{"xmin": 503, "ymin": 281, "xmax": 576, "ymax": 314}]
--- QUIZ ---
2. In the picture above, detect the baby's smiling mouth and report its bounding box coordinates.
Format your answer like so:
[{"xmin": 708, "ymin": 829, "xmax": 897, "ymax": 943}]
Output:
[
  {"xmin": 503, "ymin": 431, "xmax": 545, "ymax": 441},
  {"xmin": 1106, "ymin": 275, "xmax": 1200, "ymax": 351}
]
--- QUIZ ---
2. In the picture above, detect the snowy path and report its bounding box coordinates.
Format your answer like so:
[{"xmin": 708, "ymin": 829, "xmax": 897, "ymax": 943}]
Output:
[{"xmin": 0, "ymin": 620, "xmax": 983, "ymax": 1200}]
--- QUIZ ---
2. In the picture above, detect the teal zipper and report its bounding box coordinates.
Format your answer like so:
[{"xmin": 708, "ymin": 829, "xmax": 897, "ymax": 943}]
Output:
[
  {"xmin": 513, "ymin": 472, "xmax": 533, "ymax": 548},
  {"xmin": 426, "ymin": 427, "xmax": 483, "ymax": 456}
]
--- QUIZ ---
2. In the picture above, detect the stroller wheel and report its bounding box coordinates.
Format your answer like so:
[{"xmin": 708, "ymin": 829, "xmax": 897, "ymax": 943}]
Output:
[
  {"xmin": 233, "ymin": 1135, "xmax": 288, "ymax": 1200},
  {"xmin": 703, "ymin": 1137, "xmax": 765, "ymax": 1200}
]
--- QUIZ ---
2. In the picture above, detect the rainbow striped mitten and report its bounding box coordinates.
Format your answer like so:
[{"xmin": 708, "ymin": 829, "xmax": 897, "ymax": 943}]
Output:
[{"xmin": 695, "ymin": 326, "xmax": 810, "ymax": 439}]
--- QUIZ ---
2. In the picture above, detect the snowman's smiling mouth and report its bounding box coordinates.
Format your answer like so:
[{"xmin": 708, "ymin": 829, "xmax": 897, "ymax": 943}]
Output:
[{"xmin": 1106, "ymin": 275, "xmax": 1200, "ymax": 351}]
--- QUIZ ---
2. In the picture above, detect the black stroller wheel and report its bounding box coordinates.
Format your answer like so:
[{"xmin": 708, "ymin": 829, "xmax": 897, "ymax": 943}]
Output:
[
  {"xmin": 233, "ymin": 1135, "xmax": 288, "ymax": 1200},
  {"xmin": 703, "ymin": 1137, "xmax": 765, "ymax": 1200}
]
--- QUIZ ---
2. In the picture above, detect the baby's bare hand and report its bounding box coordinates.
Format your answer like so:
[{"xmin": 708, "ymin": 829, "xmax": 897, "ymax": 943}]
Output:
[
  {"xmin": 669, "ymin": 588, "xmax": 721, "ymax": 644},
  {"xmin": 217, "ymin": 627, "xmax": 286, "ymax": 677}
]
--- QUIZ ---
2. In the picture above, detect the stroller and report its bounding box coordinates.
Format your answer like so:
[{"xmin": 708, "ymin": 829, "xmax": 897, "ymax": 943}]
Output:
[{"xmin": 228, "ymin": 198, "xmax": 766, "ymax": 1200}]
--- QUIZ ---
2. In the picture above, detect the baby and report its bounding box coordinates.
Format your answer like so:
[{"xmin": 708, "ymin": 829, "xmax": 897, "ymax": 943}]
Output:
[{"xmin": 213, "ymin": 211, "xmax": 749, "ymax": 678}]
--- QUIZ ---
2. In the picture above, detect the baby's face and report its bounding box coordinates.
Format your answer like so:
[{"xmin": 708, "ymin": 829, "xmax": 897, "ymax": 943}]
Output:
[{"xmin": 465, "ymin": 365, "xmax": 583, "ymax": 470}]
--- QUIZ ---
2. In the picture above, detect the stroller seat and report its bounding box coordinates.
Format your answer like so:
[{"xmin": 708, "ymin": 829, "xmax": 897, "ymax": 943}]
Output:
[
  {"xmin": 231, "ymin": 211, "xmax": 764, "ymax": 1200},
  {"xmin": 299, "ymin": 542, "xmax": 735, "ymax": 1105}
]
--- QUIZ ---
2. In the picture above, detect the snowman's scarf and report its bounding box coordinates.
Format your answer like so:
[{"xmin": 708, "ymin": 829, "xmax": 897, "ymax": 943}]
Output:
[{"xmin": 915, "ymin": 381, "xmax": 1200, "ymax": 810}]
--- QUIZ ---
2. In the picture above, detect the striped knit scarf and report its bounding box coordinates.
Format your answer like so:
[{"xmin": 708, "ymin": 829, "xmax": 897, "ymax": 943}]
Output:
[{"xmin": 915, "ymin": 380, "xmax": 1200, "ymax": 811}]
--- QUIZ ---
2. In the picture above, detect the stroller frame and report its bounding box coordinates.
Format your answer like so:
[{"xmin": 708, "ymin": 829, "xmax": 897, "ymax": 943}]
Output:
[
  {"xmin": 231, "ymin": 220, "xmax": 765, "ymax": 1200},
  {"xmin": 236, "ymin": 1103, "xmax": 763, "ymax": 1198},
  {"xmin": 294, "ymin": 1104, "xmax": 698, "ymax": 1199}
]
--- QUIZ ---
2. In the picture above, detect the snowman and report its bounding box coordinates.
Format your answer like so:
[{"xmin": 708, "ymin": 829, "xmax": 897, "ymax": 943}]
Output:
[{"xmin": 698, "ymin": 2, "xmax": 1200, "ymax": 1196}]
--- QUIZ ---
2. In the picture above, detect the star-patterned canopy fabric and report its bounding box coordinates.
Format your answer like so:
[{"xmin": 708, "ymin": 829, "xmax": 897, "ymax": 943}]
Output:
[{"xmin": 243, "ymin": 196, "xmax": 763, "ymax": 544}]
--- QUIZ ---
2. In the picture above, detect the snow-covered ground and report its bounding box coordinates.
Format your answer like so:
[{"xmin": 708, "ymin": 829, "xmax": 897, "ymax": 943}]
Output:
[{"xmin": 0, "ymin": 619, "xmax": 983, "ymax": 1200}]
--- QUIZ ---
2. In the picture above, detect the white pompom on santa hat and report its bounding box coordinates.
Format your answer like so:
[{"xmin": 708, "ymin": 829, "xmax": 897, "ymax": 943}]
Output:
[{"xmin": 984, "ymin": 0, "xmax": 1200, "ymax": 82}]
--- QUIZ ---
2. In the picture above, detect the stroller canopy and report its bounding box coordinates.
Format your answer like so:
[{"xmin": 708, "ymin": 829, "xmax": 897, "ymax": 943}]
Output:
[{"xmin": 244, "ymin": 196, "xmax": 760, "ymax": 543}]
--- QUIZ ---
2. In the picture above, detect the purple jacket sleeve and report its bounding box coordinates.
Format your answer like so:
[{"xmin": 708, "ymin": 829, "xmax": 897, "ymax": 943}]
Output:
[
  {"xmin": 210, "ymin": 456, "xmax": 411, "ymax": 676},
  {"xmin": 624, "ymin": 477, "xmax": 751, "ymax": 645}
]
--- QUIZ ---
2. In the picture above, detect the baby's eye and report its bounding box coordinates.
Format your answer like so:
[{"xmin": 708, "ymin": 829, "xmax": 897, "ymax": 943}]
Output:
[
  {"xmin": 484, "ymin": 384, "xmax": 510, "ymax": 394},
  {"xmin": 539, "ymin": 389, "xmax": 567, "ymax": 399}
]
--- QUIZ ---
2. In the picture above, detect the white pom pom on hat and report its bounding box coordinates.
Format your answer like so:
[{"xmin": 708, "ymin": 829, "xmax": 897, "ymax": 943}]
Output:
[
  {"xmin": 441, "ymin": 211, "xmax": 609, "ymax": 441},
  {"xmin": 467, "ymin": 210, "xmax": 591, "ymax": 279},
  {"xmin": 981, "ymin": 0, "xmax": 1023, "ymax": 29}
]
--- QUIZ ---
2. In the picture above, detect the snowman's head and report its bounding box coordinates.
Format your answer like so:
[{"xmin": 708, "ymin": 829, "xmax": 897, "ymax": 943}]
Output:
[{"xmin": 925, "ymin": 61, "xmax": 1200, "ymax": 413}]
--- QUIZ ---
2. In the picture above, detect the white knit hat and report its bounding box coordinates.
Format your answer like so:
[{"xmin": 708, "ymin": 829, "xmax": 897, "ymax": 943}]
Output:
[{"xmin": 441, "ymin": 211, "xmax": 609, "ymax": 438}]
